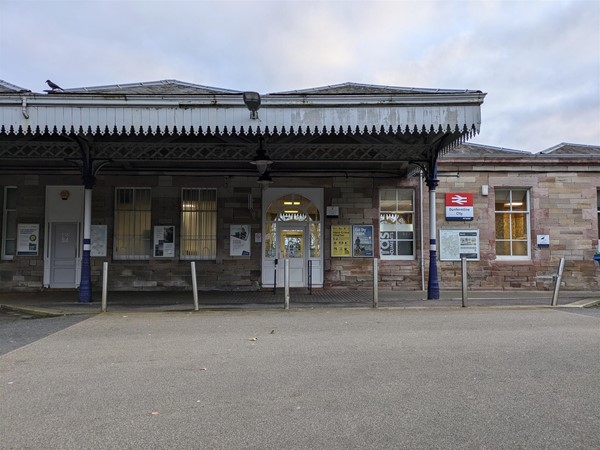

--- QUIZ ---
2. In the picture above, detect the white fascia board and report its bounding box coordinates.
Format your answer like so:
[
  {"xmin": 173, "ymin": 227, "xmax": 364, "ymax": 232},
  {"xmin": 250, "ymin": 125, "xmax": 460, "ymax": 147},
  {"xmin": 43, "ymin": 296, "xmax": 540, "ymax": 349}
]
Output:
[
  {"xmin": 262, "ymin": 92, "xmax": 486, "ymax": 107},
  {"xmin": 1, "ymin": 92, "xmax": 483, "ymax": 135}
]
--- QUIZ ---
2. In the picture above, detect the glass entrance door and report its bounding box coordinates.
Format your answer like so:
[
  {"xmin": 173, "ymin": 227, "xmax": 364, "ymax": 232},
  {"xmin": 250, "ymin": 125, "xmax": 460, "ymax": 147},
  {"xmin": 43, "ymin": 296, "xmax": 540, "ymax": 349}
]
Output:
[{"xmin": 278, "ymin": 226, "xmax": 306, "ymax": 287}]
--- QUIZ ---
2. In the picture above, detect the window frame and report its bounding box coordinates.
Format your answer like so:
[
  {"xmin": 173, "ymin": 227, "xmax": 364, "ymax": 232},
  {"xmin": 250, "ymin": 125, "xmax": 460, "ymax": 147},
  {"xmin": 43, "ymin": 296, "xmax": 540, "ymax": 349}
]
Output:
[
  {"xmin": 2, "ymin": 186, "xmax": 17, "ymax": 260},
  {"xmin": 113, "ymin": 187, "xmax": 152, "ymax": 260},
  {"xmin": 494, "ymin": 188, "xmax": 531, "ymax": 260},
  {"xmin": 180, "ymin": 188, "xmax": 218, "ymax": 261},
  {"xmin": 379, "ymin": 188, "xmax": 416, "ymax": 260}
]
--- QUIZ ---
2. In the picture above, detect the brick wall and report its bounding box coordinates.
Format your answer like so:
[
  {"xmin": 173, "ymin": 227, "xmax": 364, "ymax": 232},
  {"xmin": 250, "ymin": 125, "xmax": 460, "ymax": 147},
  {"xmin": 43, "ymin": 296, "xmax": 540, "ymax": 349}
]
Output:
[{"xmin": 1, "ymin": 161, "xmax": 598, "ymax": 292}]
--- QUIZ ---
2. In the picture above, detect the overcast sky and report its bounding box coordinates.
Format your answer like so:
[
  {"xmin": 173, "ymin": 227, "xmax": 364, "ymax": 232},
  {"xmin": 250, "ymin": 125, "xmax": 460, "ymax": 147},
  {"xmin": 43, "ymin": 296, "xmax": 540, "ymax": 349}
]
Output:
[{"xmin": 1, "ymin": 0, "xmax": 598, "ymax": 152}]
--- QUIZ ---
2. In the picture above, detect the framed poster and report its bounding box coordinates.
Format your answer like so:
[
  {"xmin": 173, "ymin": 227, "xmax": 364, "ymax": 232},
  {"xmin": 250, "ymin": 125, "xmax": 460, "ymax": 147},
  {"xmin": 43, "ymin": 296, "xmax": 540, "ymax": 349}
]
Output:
[
  {"xmin": 153, "ymin": 225, "xmax": 175, "ymax": 258},
  {"xmin": 230, "ymin": 225, "xmax": 250, "ymax": 256},
  {"xmin": 90, "ymin": 225, "xmax": 107, "ymax": 257},
  {"xmin": 17, "ymin": 223, "xmax": 39, "ymax": 256},
  {"xmin": 331, "ymin": 225, "xmax": 352, "ymax": 257},
  {"xmin": 352, "ymin": 225, "xmax": 373, "ymax": 257}
]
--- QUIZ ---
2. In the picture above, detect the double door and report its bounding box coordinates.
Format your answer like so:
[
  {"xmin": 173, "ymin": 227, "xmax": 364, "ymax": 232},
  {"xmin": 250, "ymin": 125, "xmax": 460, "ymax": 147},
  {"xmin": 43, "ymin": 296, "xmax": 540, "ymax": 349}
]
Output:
[{"xmin": 278, "ymin": 225, "xmax": 306, "ymax": 288}]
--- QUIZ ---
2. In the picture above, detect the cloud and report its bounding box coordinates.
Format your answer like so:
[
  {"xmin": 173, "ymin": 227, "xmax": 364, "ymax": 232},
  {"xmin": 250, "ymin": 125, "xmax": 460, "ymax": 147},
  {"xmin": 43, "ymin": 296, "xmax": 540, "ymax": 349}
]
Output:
[{"xmin": 0, "ymin": 0, "xmax": 598, "ymax": 151}]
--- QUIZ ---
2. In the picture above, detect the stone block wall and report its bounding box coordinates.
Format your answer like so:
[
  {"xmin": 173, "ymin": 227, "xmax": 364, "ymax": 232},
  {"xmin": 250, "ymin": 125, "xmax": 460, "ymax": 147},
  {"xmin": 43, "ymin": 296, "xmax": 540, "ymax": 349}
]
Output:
[
  {"xmin": 434, "ymin": 160, "xmax": 600, "ymax": 290},
  {"xmin": 324, "ymin": 176, "xmax": 423, "ymax": 290},
  {"xmin": 1, "ymin": 161, "xmax": 598, "ymax": 292}
]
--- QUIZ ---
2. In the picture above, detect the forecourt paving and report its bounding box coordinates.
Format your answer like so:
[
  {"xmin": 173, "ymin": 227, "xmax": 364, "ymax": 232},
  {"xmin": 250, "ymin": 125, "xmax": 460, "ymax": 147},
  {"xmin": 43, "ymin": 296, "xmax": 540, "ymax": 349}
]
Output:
[{"xmin": 1, "ymin": 308, "xmax": 599, "ymax": 449}]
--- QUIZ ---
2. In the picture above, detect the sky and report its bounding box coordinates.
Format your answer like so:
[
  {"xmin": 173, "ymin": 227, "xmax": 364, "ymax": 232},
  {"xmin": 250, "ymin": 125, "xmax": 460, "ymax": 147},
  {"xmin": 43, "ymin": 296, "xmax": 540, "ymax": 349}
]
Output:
[{"xmin": 1, "ymin": 0, "xmax": 599, "ymax": 153}]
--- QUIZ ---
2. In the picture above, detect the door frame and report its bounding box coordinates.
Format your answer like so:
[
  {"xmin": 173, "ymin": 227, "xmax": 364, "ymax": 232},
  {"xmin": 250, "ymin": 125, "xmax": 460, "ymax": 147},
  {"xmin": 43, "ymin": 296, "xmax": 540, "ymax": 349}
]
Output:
[
  {"xmin": 277, "ymin": 223, "xmax": 308, "ymax": 288},
  {"xmin": 261, "ymin": 188, "xmax": 324, "ymax": 289},
  {"xmin": 48, "ymin": 222, "xmax": 80, "ymax": 288},
  {"xmin": 43, "ymin": 186, "xmax": 84, "ymax": 288}
]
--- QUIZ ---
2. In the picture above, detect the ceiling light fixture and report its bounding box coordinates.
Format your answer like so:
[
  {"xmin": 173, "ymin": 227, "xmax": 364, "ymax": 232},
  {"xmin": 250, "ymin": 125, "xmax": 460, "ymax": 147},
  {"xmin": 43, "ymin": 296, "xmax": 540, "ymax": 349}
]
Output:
[
  {"xmin": 250, "ymin": 136, "xmax": 272, "ymax": 175},
  {"xmin": 257, "ymin": 171, "xmax": 273, "ymax": 187}
]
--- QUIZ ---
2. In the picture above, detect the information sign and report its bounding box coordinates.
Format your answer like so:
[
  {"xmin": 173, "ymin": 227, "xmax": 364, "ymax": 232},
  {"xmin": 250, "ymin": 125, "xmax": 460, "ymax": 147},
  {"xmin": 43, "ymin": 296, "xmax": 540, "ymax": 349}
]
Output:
[{"xmin": 439, "ymin": 229, "xmax": 480, "ymax": 261}]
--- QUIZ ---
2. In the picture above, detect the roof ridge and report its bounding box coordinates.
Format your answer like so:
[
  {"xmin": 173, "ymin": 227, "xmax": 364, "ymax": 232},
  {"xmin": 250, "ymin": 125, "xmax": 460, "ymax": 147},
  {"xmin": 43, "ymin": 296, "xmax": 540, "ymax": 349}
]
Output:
[
  {"xmin": 269, "ymin": 82, "xmax": 483, "ymax": 95},
  {"xmin": 0, "ymin": 79, "xmax": 31, "ymax": 93},
  {"xmin": 61, "ymin": 79, "xmax": 241, "ymax": 94},
  {"xmin": 539, "ymin": 142, "xmax": 600, "ymax": 154}
]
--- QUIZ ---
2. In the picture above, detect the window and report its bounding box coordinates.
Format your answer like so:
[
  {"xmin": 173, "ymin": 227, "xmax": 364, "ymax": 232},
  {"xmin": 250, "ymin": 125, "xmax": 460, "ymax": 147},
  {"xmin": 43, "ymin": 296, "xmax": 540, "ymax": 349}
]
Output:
[
  {"xmin": 181, "ymin": 188, "xmax": 217, "ymax": 260},
  {"xmin": 114, "ymin": 188, "xmax": 152, "ymax": 259},
  {"xmin": 379, "ymin": 189, "xmax": 415, "ymax": 259},
  {"xmin": 495, "ymin": 189, "xmax": 530, "ymax": 258},
  {"xmin": 2, "ymin": 187, "xmax": 17, "ymax": 260}
]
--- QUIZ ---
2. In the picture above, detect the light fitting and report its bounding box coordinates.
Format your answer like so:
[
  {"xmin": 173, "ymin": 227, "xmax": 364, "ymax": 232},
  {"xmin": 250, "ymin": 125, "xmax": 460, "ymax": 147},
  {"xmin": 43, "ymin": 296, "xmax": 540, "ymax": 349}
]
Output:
[
  {"xmin": 243, "ymin": 91, "xmax": 261, "ymax": 120},
  {"xmin": 257, "ymin": 171, "xmax": 273, "ymax": 187},
  {"xmin": 250, "ymin": 137, "xmax": 272, "ymax": 175}
]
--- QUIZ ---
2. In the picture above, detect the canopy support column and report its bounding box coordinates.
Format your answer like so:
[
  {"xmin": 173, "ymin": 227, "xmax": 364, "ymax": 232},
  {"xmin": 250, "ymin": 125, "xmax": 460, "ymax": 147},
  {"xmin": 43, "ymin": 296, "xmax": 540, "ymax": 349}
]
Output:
[
  {"xmin": 411, "ymin": 147, "xmax": 442, "ymax": 300},
  {"xmin": 425, "ymin": 163, "xmax": 440, "ymax": 300},
  {"xmin": 64, "ymin": 135, "xmax": 111, "ymax": 303}
]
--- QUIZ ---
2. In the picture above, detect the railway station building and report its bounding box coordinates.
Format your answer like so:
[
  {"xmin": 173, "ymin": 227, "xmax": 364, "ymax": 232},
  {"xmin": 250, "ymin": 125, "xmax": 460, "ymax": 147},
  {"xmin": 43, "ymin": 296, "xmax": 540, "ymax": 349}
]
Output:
[{"xmin": 0, "ymin": 79, "xmax": 598, "ymax": 301}]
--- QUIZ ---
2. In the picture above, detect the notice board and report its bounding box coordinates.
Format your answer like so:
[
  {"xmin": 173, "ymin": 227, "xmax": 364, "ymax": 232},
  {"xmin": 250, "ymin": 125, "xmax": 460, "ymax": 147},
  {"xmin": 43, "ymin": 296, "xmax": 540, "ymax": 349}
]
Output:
[{"xmin": 439, "ymin": 229, "xmax": 480, "ymax": 261}]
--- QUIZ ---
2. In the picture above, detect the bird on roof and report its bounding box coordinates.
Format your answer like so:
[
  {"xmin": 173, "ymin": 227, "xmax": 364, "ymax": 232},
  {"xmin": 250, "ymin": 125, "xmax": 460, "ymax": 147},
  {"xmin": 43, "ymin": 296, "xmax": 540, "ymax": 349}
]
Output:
[{"xmin": 46, "ymin": 80, "xmax": 63, "ymax": 91}]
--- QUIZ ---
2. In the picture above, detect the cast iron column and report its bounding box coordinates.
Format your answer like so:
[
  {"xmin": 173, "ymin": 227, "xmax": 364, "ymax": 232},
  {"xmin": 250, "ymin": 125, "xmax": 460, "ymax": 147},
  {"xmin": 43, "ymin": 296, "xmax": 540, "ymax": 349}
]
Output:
[
  {"xmin": 79, "ymin": 175, "xmax": 94, "ymax": 303},
  {"xmin": 426, "ymin": 165, "xmax": 440, "ymax": 300},
  {"xmin": 64, "ymin": 134, "xmax": 110, "ymax": 303}
]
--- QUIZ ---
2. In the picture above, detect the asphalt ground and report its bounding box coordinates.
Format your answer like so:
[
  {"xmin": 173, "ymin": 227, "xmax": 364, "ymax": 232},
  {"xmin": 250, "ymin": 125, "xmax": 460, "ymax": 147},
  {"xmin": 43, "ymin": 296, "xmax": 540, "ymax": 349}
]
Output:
[{"xmin": 1, "ymin": 308, "xmax": 599, "ymax": 449}]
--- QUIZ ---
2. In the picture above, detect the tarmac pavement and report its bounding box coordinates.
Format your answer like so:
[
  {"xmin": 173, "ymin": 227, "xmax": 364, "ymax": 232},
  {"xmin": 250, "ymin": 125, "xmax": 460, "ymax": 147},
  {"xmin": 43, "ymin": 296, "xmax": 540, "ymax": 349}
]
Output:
[{"xmin": 1, "ymin": 307, "xmax": 599, "ymax": 449}]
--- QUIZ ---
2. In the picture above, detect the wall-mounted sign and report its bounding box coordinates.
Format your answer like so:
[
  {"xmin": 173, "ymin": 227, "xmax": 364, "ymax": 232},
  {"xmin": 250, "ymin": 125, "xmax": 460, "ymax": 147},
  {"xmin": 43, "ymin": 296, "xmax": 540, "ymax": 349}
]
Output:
[
  {"xmin": 17, "ymin": 223, "xmax": 39, "ymax": 256},
  {"xmin": 90, "ymin": 225, "xmax": 107, "ymax": 257},
  {"xmin": 537, "ymin": 235, "xmax": 550, "ymax": 248},
  {"xmin": 352, "ymin": 225, "xmax": 373, "ymax": 257},
  {"xmin": 445, "ymin": 193, "xmax": 474, "ymax": 221},
  {"xmin": 331, "ymin": 225, "xmax": 352, "ymax": 257},
  {"xmin": 439, "ymin": 229, "xmax": 480, "ymax": 261},
  {"xmin": 230, "ymin": 225, "xmax": 250, "ymax": 256},
  {"xmin": 154, "ymin": 225, "xmax": 175, "ymax": 258},
  {"xmin": 326, "ymin": 206, "xmax": 340, "ymax": 217}
]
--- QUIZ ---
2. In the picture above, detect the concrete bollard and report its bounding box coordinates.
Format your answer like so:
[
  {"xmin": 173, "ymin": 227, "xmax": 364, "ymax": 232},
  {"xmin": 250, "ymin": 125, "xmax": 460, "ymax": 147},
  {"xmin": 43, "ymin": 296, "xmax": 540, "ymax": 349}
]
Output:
[
  {"xmin": 551, "ymin": 257, "xmax": 565, "ymax": 306},
  {"xmin": 101, "ymin": 261, "xmax": 108, "ymax": 312},
  {"xmin": 373, "ymin": 258, "xmax": 379, "ymax": 308},
  {"xmin": 284, "ymin": 258, "xmax": 290, "ymax": 310},
  {"xmin": 191, "ymin": 262, "xmax": 199, "ymax": 311},
  {"xmin": 461, "ymin": 256, "xmax": 468, "ymax": 308}
]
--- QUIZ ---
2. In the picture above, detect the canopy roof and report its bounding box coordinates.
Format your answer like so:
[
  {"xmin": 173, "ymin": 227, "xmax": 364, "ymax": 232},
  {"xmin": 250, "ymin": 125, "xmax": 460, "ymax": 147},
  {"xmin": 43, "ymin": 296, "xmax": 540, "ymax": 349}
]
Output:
[{"xmin": 0, "ymin": 79, "xmax": 486, "ymax": 177}]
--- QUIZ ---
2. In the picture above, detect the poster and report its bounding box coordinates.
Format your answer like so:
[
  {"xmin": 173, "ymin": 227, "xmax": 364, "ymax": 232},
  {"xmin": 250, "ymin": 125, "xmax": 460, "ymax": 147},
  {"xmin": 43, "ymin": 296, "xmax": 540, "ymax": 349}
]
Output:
[
  {"xmin": 17, "ymin": 223, "xmax": 39, "ymax": 256},
  {"xmin": 230, "ymin": 225, "xmax": 250, "ymax": 256},
  {"xmin": 331, "ymin": 225, "xmax": 352, "ymax": 257},
  {"xmin": 439, "ymin": 229, "xmax": 480, "ymax": 261},
  {"xmin": 153, "ymin": 225, "xmax": 175, "ymax": 257},
  {"xmin": 352, "ymin": 225, "xmax": 373, "ymax": 257},
  {"xmin": 90, "ymin": 225, "xmax": 107, "ymax": 257}
]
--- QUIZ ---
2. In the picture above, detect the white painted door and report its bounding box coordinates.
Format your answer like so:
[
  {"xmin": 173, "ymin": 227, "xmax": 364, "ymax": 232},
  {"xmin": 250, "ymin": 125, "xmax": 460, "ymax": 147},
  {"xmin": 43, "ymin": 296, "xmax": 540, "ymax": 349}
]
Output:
[
  {"xmin": 278, "ymin": 226, "xmax": 306, "ymax": 288},
  {"xmin": 50, "ymin": 222, "xmax": 79, "ymax": 288}
]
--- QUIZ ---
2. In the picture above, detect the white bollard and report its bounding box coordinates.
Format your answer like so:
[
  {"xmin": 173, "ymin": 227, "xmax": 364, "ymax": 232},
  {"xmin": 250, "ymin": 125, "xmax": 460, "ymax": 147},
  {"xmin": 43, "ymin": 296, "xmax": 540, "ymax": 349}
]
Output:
[
  {"xmin": 191, "ymin": 262, "xmax": 199, "ymax": 311},
  {"xmin": 101, "ymin": 261, "xmax": 108, "ymax": 312},
  {"xmin": 461, "ymin": 256, "xmax": 468, "ymax": 308},
  {"xmin": 284, "ymin": 258, "xmax": 290, "ymax": 310},
  {"xmin": 551, "ymin": 257, "xmax": 565, "ymax": 306},
  {"xmin": 373, "ymin": 258, "xmax": 379, "ymax": 308}
]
